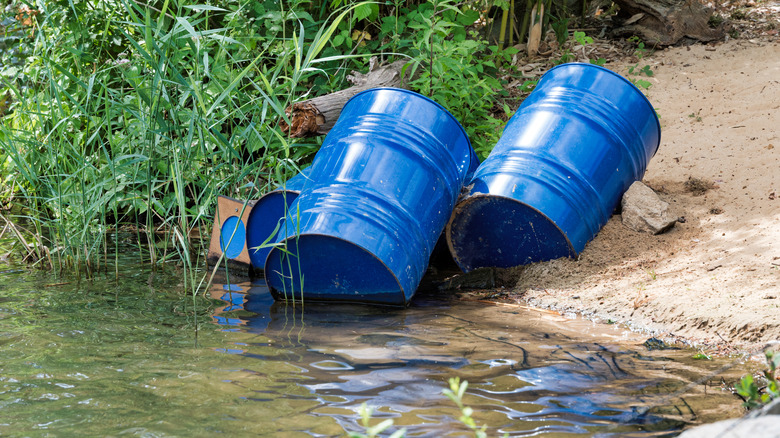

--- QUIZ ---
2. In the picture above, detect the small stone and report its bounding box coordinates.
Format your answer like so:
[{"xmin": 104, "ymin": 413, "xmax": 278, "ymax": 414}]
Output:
[{"xmin": 621, "ymin": 181, "xmax": 677, "ymax": 234}]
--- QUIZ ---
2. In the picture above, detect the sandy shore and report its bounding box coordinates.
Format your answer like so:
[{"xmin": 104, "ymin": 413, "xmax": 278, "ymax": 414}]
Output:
[{"xmin": 494, "ymin": 38, "xmax": 780, "ymax": 352}]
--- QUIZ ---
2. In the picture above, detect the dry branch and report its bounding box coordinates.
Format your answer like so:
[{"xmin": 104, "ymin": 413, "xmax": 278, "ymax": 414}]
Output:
[
  {"xmin": 611, "ymin": 0, "xmax": 724, "ymax": 46},
  {"xmin": 280, "ymin": 58, "xmax": 413, "ymax": 138}
]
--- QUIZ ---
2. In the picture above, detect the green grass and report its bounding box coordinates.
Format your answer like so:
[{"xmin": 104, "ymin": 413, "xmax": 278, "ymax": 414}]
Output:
[
  {"xmin": 0, "ymin": 0, "xmax": 373, "ymax": 292},
  {"xmin": 1, "ymin": 0, "xmax": 517, "ymax": 293}
]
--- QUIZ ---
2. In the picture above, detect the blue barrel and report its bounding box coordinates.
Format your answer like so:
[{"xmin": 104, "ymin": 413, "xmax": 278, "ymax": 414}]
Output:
[
  {"xmin": 245, "ymin": 169, "xmax": 310, "ymax": 269},
  {"xmin": 446, "ymin": 63, "xmax": 661, "ymax": 272},
  {"xmin": 264, "ymin": 88, "xmax": 475, "ymax": 306}
]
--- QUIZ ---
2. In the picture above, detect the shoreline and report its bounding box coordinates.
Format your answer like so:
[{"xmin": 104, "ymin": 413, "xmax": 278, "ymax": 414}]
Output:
[{"xmin": 494, "ymin": 39, "xmax": 780, "ymax": 354}]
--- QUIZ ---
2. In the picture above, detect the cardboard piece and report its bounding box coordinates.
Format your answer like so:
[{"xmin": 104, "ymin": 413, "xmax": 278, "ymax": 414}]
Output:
[{"xmin": 206, "ymin": 195, "xmax": 256, "ymax": 273}]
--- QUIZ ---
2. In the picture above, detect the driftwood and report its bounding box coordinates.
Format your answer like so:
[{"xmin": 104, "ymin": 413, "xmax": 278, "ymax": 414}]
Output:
[
  {"xmin": 527, "ymin": 2, "xmax": 544, "ymax": 57},
  {"xmin": 280, "ymin": 58, "xmax": 413, "ymax": 138},
  {"xmin": 611, "ymin": 0, "xmax": 724, "ymax": 46}
]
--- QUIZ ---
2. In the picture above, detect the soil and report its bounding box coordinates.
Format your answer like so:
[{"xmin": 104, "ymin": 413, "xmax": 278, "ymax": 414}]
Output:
[{"xmin": 472, "ymin": 4, "xmax": 780, "ymax": 353}]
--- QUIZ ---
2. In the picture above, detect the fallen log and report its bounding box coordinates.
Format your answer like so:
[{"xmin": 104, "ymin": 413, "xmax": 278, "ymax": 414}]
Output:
[
  {"xmin": 611, "ymin": 0, "xmax": 724, "ymax": 46},
  {"xmin": 280, "ymin": 58, "xmax": 413, "ymax": 137}
]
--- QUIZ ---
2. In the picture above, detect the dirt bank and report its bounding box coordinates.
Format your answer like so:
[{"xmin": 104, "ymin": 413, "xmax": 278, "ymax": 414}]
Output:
[{"xmin": 487, "ymin": 38, "xmax": 780, "ymax": 352}]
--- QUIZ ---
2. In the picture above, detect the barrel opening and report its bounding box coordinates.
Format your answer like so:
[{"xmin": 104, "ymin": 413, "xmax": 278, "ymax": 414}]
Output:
[
  {"xmin": 446, "ymin": 194, "xmax": 576, "ymax": 273},
  {"xmin": 264, "ymin": 234, "xmax": 406, "ymax": 306},
  {"xmin": 246, "ymin": 190, "xmax": 300, "ymax": 269}
]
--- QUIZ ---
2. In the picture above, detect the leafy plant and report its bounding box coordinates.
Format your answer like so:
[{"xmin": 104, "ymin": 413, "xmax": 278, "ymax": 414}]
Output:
[
  {"xmin": 628, "ymin": 35, "xmax": 648, "ymax": 59},
  {"xmin": 556, "ymin": 30, "xmax": 604, "ymax": 66},
  {"xmin": 628, "ymin": 64, "xmax": 653, "ymax": 77},
  {"xmin": 406, "ymin": 0, "xmax": 508, "ymax": 160},
  {"xmin": 443, "ymin": 377, "xmax": 492, "ymax": 438},
  {"xmin": 735, "ymin": 350, "xmax": 780, "ymax": 410},
  {"xmin": 692, "ymin": 351, "xmax": 712, "ymax": 360},
  {"xmin": 627, "ymin": 71, "xmax": 652, "ymax": 90},
  {"xmin": 550, "ymin": 16, "xmax": 569, "ymax": 46},
  {"xmin": 347, "ymin": 404, "xmax": 406, "ymax": 438},
  {"xmin": 348, "ymin": 377, "xmax": 506, "ymax": 438},
  {"xmin": 573, "ymin": 30, "xmax": 593, "ymax": 45},
  {"xmin": 625, "ymin": 36, "xmax": 653, "ymax": 90},
  {"xmin": 1, "ymin": 0, "xmax": 526, "ymax": 287}
]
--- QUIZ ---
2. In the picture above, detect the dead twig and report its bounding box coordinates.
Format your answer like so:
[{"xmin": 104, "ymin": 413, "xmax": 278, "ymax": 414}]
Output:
[
  {"xmin": 459, "ymin": 298, "xmax": 562, "ymax": 315},
  {"xmin": 633, "ymin": 284, "xmax": 651, "ymax": 309}
]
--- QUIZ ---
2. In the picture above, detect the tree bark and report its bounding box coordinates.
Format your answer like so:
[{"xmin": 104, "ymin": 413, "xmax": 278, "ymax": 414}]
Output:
[
  {"xmin": 280, "ymin": 58, "xmax": 414, "ymax": 138},
  {"xmin": 611, "ymin": 0, "xmax": 724, "ymax": 46}
]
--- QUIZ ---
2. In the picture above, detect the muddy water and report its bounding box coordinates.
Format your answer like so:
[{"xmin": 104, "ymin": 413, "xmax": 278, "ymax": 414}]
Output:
[{"xmin": 0, "ymin": 251, "xmax": 746, "ymax": 436}]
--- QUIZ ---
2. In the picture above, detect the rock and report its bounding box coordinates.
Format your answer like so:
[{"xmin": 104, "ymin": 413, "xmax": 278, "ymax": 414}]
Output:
[
  {"xmin": 621, "ymin": 181, "xmax": 677, "ymax": 234},
  {"xmin": 677, "ymin": 417, "xmax": 780, "ymax": 438},
  {"xmin": 677, "ymin": 399, "xmax": 780, "ymax": 437},
  {"xmin": 761, "ymin": 398, "xmax": 780, "ymax": 416}
]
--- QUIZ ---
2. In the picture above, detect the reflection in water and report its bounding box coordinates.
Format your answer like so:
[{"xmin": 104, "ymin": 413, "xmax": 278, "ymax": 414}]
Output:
[
  {"xmin": 209, "ymin": 281, "xmax": 740, "ymax": 437},
  {"xmin": 0, "ymin": 247, "xmax": 745, "ymax": 437}
]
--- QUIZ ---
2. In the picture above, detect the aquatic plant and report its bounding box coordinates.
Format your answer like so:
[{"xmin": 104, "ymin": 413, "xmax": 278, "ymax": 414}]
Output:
[
  {"xmin": 443, "ymin": 377, "xmax": 492, "ymax": 438},
  {"xmin": 735, "ymin": 350, "xmax": 779, "ymax": 410},
  {"xmin": 348, "ymin": 404, "xmax": 406, "ymax": 438},
  {"xmin": 348, "ymin": 377, "xmax": 505, "ymax": 438}
]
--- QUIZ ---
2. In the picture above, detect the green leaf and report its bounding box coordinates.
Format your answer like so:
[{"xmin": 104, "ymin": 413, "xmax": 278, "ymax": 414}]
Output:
[
  {"xmin": 301, "ymin": 3, "xmax": 367, "ymax": 69},
  {"xmin": 175, "ymin": 17, "xmax": 199, "ymax": 41},
  {"xmin": 206, "ymin": 51, "xmax": 268, "ymax": 115},
  {"xmin": 354, "ymin": 3, "xmax": 372, "ymax": 21},
  {"xmin": 457, "ymin": 9, "xmax": 480, "ymax": 26},
  {"xmin": 634, "ymin": 79, "xmax": 652, "ymax": 89},
  {"xmin": 206, "ymin": 33, "xmax": 246, "ymax": 49},
  {"xmin": 367, "ymin": 419, "xmax": 394, "ymax": 434},
  {"xmin": 183, "ymin": 5, "xmax": 227, "ymax": 12}
]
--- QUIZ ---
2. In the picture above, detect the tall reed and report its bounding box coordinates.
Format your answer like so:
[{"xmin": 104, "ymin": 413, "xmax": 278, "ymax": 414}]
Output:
[{"xmin": 0, "ymin": 0, "xmax": 369, "ymax": 293}]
